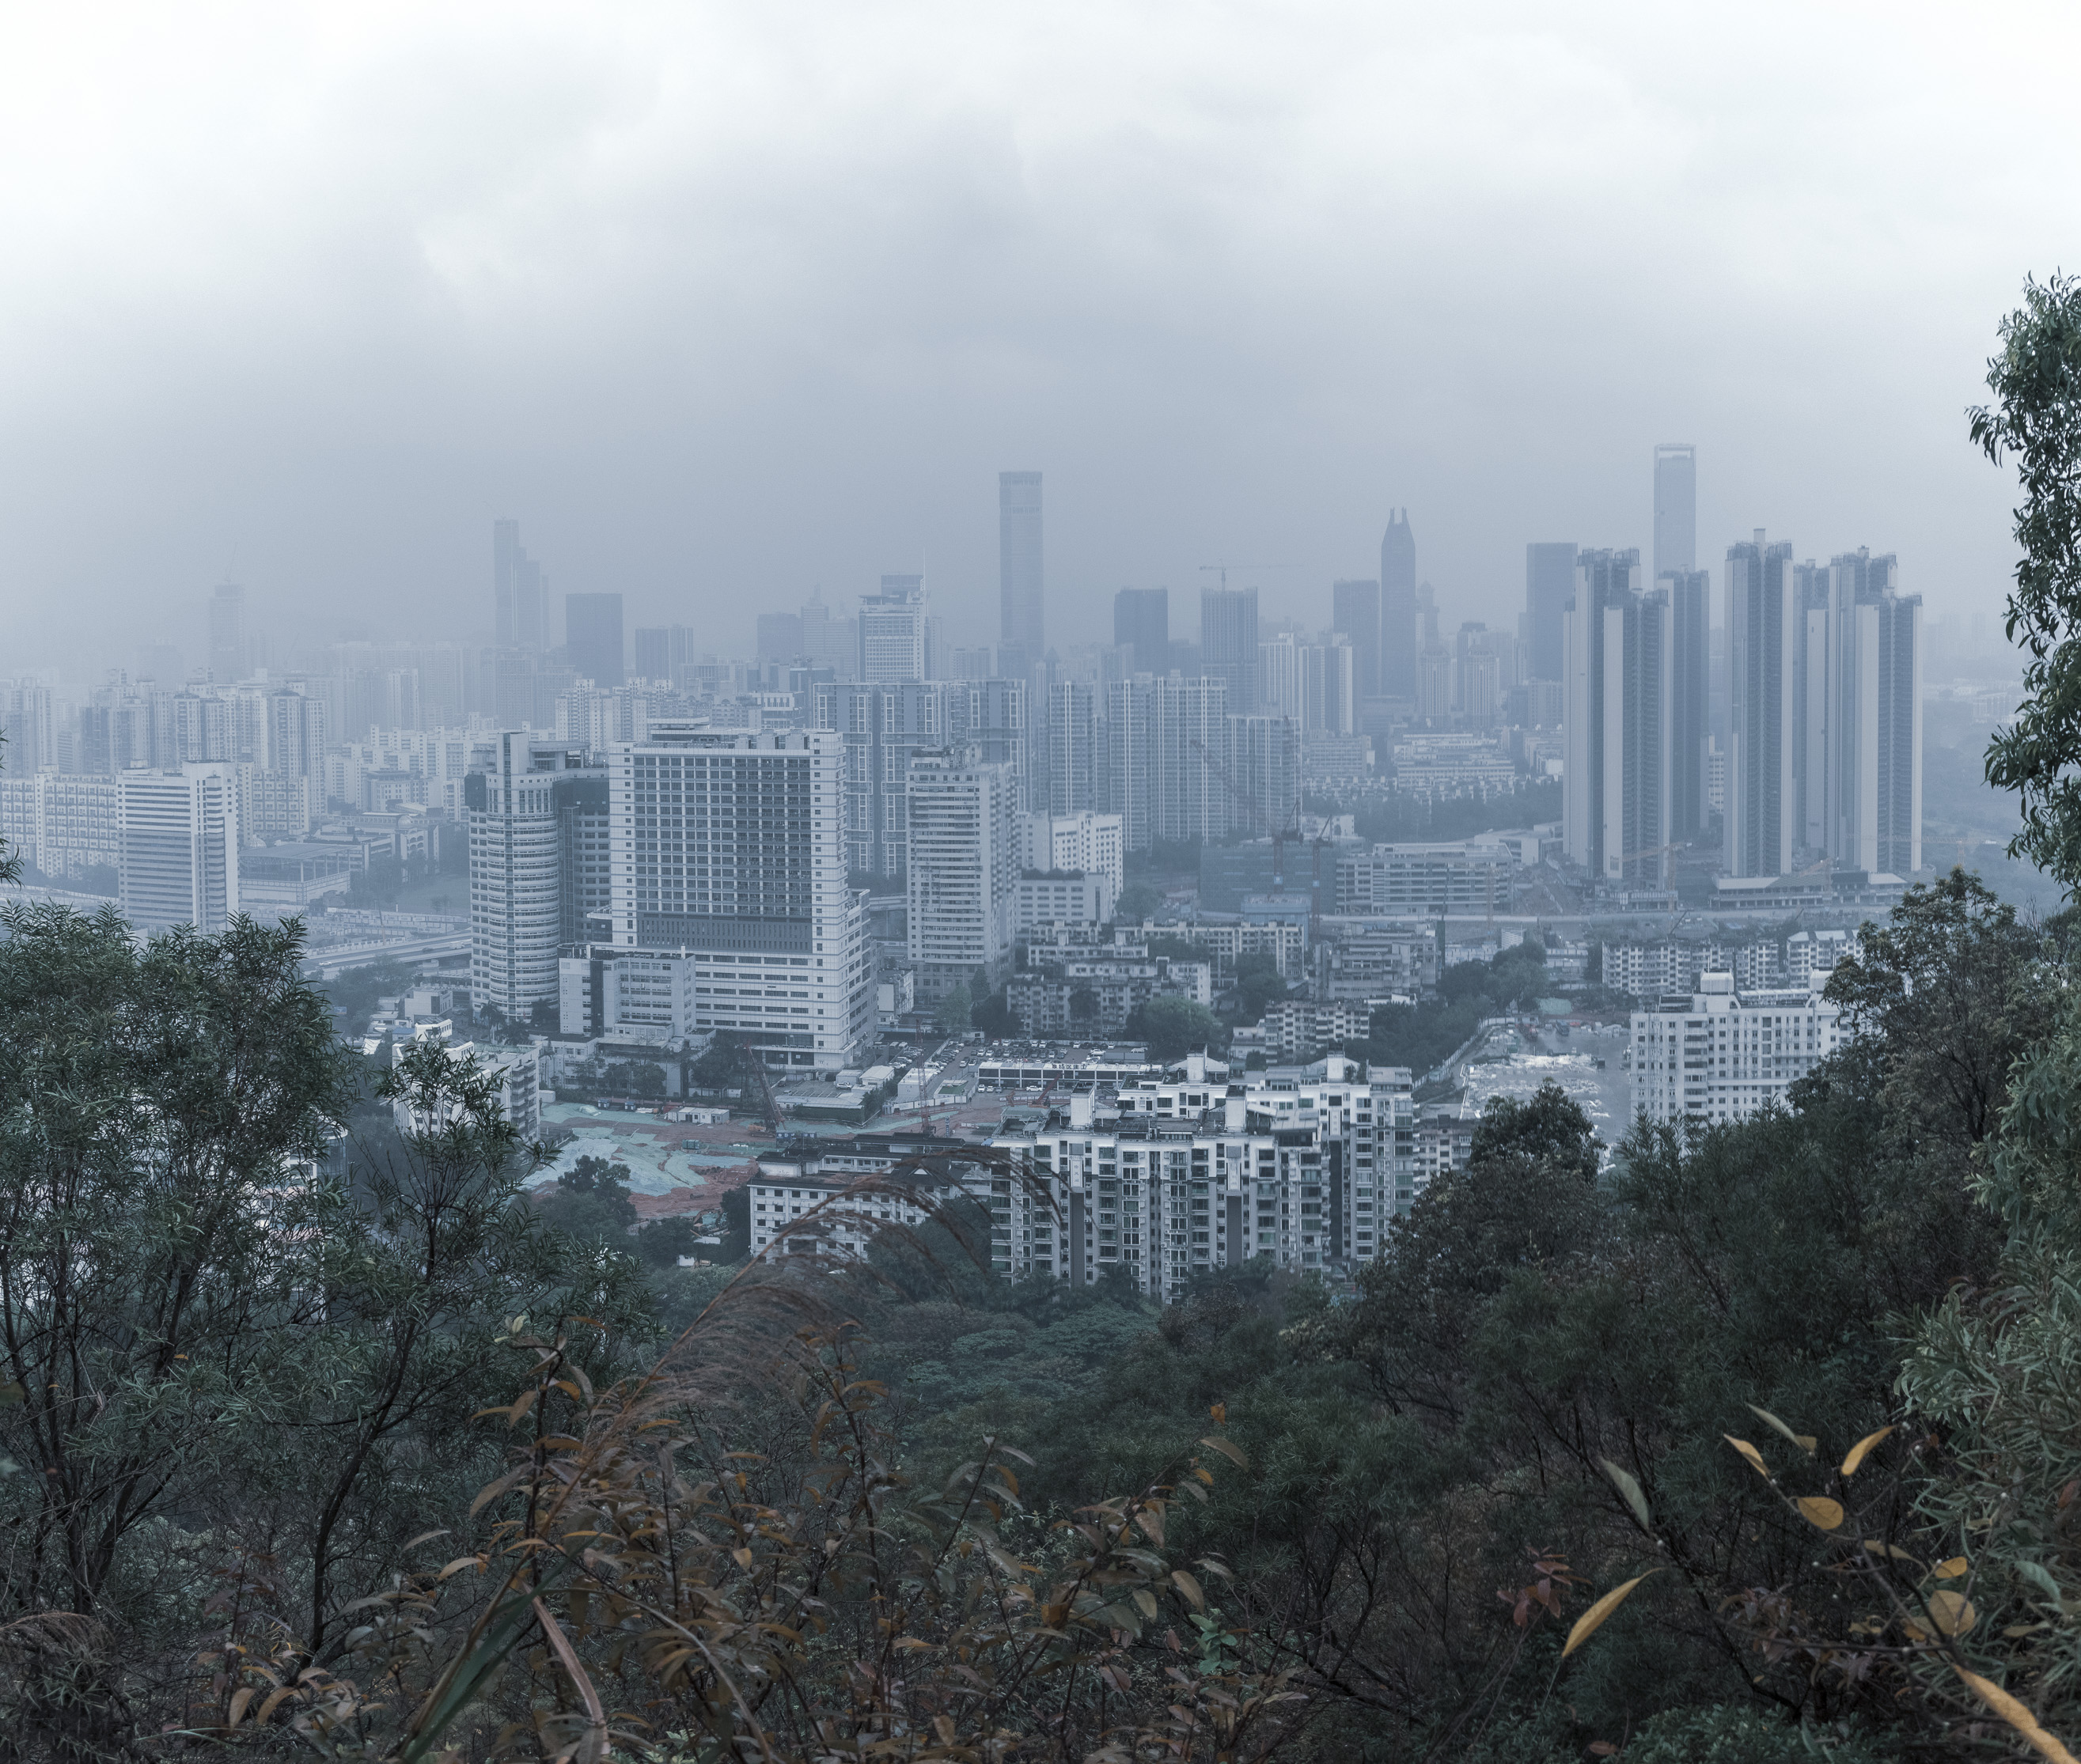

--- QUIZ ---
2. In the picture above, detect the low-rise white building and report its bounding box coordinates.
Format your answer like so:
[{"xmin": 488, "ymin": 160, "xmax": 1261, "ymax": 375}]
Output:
[
  {"xmin": 1013, "ymin": 870, "xmax": 1116, "ymax": 934},
  {"xmin": 1629, "ymin": 971, "xmax": 1844, "ymax": 1127}
]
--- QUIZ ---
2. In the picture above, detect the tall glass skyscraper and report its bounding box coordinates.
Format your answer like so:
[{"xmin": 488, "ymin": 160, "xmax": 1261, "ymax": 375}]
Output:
[
  {"xmin": 1653, "ymin": 444, "xmax": 1696, "ymax": 581},
  {"xmin": 999, "ymin": 471, "xmax": 1044, "ymax": 661},
  {"xmin": 1200, "ymin": 585, "xmax": 1260, "ymax": 714},
  {"xmin": 1379, "ymin": 511, "xmax": 1416, "ymax": 697},
  {"xmin": 1523, "ymin": 542, "xmax": 1577, "ymax": 682}
]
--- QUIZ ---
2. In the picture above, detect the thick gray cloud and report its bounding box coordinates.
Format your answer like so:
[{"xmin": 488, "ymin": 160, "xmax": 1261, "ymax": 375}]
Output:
[{"xmin": 0, "ymin": 0, "xmax": 2071, "ymax": 671}]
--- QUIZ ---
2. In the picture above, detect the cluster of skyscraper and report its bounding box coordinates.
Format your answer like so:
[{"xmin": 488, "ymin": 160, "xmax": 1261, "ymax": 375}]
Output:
[{"xmin": 1560, "ymin": 445, "xmax": 1922, "ymax": 890}]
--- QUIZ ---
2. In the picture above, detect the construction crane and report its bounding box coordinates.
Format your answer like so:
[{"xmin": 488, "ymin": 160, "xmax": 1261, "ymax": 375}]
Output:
[
  {"xmin": 1196, "ymin": 563, "xmax": 1296, "ymax": 592},
  {"xmin": 739, "ymin": 1040, "xmax": 783, "ymax": 1138},
  {"xmin": 1190, "ymin": 725, "xmax": 1325, "ymax": 935}
]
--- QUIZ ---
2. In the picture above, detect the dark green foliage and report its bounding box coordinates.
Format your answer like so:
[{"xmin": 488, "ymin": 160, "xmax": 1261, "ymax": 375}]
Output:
[
  {"xmin": 532, "ymin": 1153, "xmax": 639, "ymax": 1241},
  {"xmin": 1824, "ymin": 867, "xmax": 2055, "ymax": 1147},
  {"xmin": 935, "ymin": 980, "xmax": 972, "ymax": 1033},
  {"xmin": 1974, "ymin": 273, "xmax": 2081, "ymax": 888},
  {"xmin": 1126, "ymin": 994, "xmax": 1225, "ymax": 1058},
  {"xmin": 969, "ymin": 986, "xmax": 1018, "ymax": 1039},
  {"xmin": 1226, "ymin": 948, "xmax": 1288, "ymax": 1022},
  {"xmin": 1113, "ymin": 878, "xmax": 1162, "ymax": 921},
  {"xmin": 601, "ymin": 1058, "xmax": 666, "ymax": 1097},
  {"xmin": 1366, "ymin": 937, "xmax": 1549, "ymax": 1073}
]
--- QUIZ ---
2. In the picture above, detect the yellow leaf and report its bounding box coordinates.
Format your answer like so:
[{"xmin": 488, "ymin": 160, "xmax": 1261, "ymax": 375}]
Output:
[
  {"xmin": 732, "ymin": 1547, "xmax": 752, "ymax": 1570},
  {"xmin": 1953, "ymin": 1667, "xmax": 2081, "ymax": 1764},
  {"xmin": 1171, "ymin": 1569, "xmax": 1205, "ymax": 1611},
  {"xmin": 1927, "ymin": 1589, "xmax": 1977, "ymax": 1636},
  {"xmin": 1725, "ymin": 1436, "xmax": 1770, "ymax": 1478},
  {"xmin": 1933, "ymin": 1556, "xmax": 1969, "ymax": 1580},
  {"xmin": 1209, "ymin": 1402, "xmax": 1226, "ymax": 1426},
  {"xmin": 1863, "ymin": 1539, "xmax": 1920, "ymax": 1563},
  {"xmin": 1132, "ymin": 1588, "xmax": 1159, "ymax": 1619},
  {"xmin": 1562, "ymin": 1572, "xmax": 1659, "ymax": 1659},
  {"xmin": 1797, "ymin": 1497, "xmax": 1845, "ymax": 1531},
  {"xmin": 1841, "ymin": 1425, "xmax": 1894, "ymax": 1476},
  {"xmin": 226, "ymin": 1687, "xmax": 256, "ymax": 1728}
]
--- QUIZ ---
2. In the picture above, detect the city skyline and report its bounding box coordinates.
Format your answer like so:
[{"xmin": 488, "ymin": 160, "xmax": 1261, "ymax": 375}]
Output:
[{"xmin": 0, "ymin": 9, "xmax": 2058, "ymax": 674}]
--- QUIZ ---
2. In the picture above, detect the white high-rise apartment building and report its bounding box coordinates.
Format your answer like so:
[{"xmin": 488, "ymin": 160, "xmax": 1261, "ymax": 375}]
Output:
[
  {"xmin": 469, "ymin": 732, "xmax": 570, "ymax": 1020},
  {"xmin": 610, "ymin": 725, "xmax": 872, "ymax": 1073},
  {"xmin": 1023, "ymin": 809, "xmax": 1124, "ymax": 896},
  {"xmin": 1630, "ymin": 971, "xmax": 1844, "ymax": 1126},
  {"xmin": 906, "ymin": 745, "xmax": 1018, "ymax": 1004},
  {"xmin": 1726, "ymin": 532, "xmax": 1797, "ymax": 880},
  {"xmin": 1563, "ymin": 549, "xmax": 1673, "ymax": 888},
  {"xmin": 1825, "ymin": 551, "xmax": 1922, "ymax": 876},
  {"xmin": 118, "ymin": 764, "xmax": 240, "ymax": 935}
]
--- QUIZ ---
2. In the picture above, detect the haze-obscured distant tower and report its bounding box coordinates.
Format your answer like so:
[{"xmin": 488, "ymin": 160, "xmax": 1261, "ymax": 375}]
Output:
[
  {"xmin": 999, "ymin": 472, "xmax": 1044, "ymax": 661},
  {"xmin": 1654, "ymin": 445, "xmax": 1696, "ymax": 581},
  {"xmin": 1113, "ymin": 589, "xmax": 1169, "ymax": 675},
  {"xmin": 208, "ymin": 584, "xmax": 247, "ymax": 683},
  {"xmin": 1564, "ymin": 548, "xmax": 1672, "ymax": 886},
  {"xmin": 1380, "ymin": 511, "xmax": 1416, "ymax": 697},
  {"xmin": 494, "ymin": 519, "xmax": 547, "ymax": 654},
  {"xmin": 1664, "ymin": 569, "xmax": 1711, "ymax": 840},
  {"xmin": 1523, "ymin": 543, "xmax": 1576, "ymax": 681},
  {"xmin": 907, "ymin": 744, "xmax": 1019, "ymax": 1004},
  {"xmin": 859, "ymin": 577, "xmax": 931, "ymax": 682},
  {"xmin": 565, "ymin": 593, "xmax": 624, "ymax": 688},
  {"xmin": 1200, "ymin": 586, "xmax": 1260, "ymax": 713},
  {"xmin": 1826, "ymin": 549, "xmax": 1922, "ymax": 876},
  {"xmin": 1726, "ymin": 532, "xmax": 1796, "ymax": 880},
  {"xmin": 1332, "ymin": 579, "xmax": 1381, "ymax": 702}
]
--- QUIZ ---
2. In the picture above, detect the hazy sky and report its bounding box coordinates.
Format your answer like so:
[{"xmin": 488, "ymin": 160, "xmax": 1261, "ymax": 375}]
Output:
[{"xmin": 2, "ymin": 0, "xmax": 2074, "ymax": 673}]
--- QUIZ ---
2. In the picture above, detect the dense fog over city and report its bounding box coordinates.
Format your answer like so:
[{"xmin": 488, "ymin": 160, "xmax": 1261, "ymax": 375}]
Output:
[{"xmin": 0, "ymin": 1, "xmax": 2072, "ymax": 668}]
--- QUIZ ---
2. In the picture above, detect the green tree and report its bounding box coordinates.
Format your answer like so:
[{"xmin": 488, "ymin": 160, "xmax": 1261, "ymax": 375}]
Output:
[
  {"xmin": 1114, "ymin": 879, "xmax": 1161, "ymax": 922},
  {"xmin": 1974, "ymin": 273, "xmax": 2081, "ymax": 888},
  {"xmin": 1127, "ymin": 994, "xmax": 1223, "ymax": 1059},
  {"xmin": 935, "ymin": 980, "xmax": 972, "ymax": 1034},
  {"xmin": 1824, "ymin": 868, "xmax": 2055, "ymax": 1148}
]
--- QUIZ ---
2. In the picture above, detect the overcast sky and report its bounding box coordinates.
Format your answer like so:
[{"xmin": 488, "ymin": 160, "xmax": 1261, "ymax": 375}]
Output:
[{"xmin": 0, "ymin": 0, "xmax": 2072, "ymax": 675}]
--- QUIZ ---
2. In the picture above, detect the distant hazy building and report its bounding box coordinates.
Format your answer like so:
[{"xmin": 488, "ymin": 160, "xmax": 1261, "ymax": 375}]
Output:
[
  {"xmin": 1332, "ymin": 579, "xmax": 1381, "ymax": 702},
  {"xmin": 1523, "ymin": 543, "xmax": 1577, "ymax": 682},
  {"xmin": 859, "ymin": 576, "xmax": 931, "ymax": 683},
  {"xmin": 1380, "ymin": 511, "xmax": 1417, "ymax": 697},
  {"xmin": 1564, "ymin": 548, "xmax": 1673, "ymax": 888},
  {"xmin": 0, "ymin": 681, "xmax": 55, "ymax": 776},
  {"xmin": 607, "ymin": 724, "xmax": 874, "ymax": 1072},
  {"xmin": 633, "ymin": 625, "xmax": 689, "ymax": 689},
  {"xmin": 1047, "ymin": 680, "xmax": 1101, "ymax": 814},
  {"xmin": 1260, "ymin": 634, "xmax": 1355, "ymax": 735},
  {"xmin": 1725, "ymin": 533, "xmax": 1796, "ymax": 880},
  {"xmin": 813, "ymin": 679, "xmax": 950, "ymax": 877},
  {"xmin": 565, "ymin": 592, "xmax": 624, "ymax": 688},
  {"xmin": 1666, "ymin": 569, "xmax": 1711, "ymax": 840},
  {"xmin": 1114, "ymin": 588, "xmax": 1170, "ymax": 675},
  {"xmin": 1200, "ymin": 585, "xmax": 1260, "ymax": 714},
  {"xmin": 906, "ymin": 745, "xmax": 1018, "ymax": 1003},
  {"xmin": 1105, "ymin": 674, "xmax": 1230, "ymax": 851},
  {"xmin": 999, "ymin": 471, "xmax": 1044, "ymax": 661},
  {"xmin": 756, "ymin": 611, "xmax": 803, "ymax": 664},
  {"xmin": 119, "ymin": 764, "xmax": 239, "ymax": 936},
  {"xmin": 1653, "ymin": 444, "xmax": 1696, "ymax": 581},
  {"xmin": 208, "ymin": 584, "xmax": 248, "ymax": 683},
  {"xmin": 1825, "ymin": 549, "xmax": 1923, "ymax": 876},
  {"xmin": 494, "ymin": 519, "xmax": 548, "ymax": 654}
]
